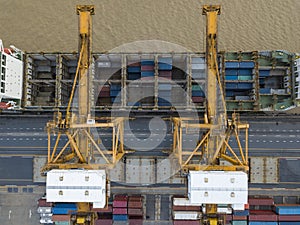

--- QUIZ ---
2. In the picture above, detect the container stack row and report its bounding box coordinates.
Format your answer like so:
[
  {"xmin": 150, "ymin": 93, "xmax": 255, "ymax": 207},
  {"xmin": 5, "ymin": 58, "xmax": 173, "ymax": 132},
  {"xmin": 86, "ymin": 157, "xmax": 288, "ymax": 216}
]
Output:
[
  {"xmin": 113, "ymin": 195, "xmax": 129, "ymax": 223},
  {"xmin": 93, "ymin": 202, "xmax": 113, "ymax": 225},
  {"xmin": 172, "ymin": 197, "xmax": 202, "ymax": 225},
  {"xmin": 52, "ymin": 203, "xmax": 76, "ymax": 225},
  {"xmin": 128, "ymin": 196, "xmax": 144, "ymax": 225},
  {"xmin": 21, "ymin": 51, "xmax": 297, "ymax": 111},
  {"xmin": 37, "ymin": 198, "xmax": 53, "ymax": 224}
]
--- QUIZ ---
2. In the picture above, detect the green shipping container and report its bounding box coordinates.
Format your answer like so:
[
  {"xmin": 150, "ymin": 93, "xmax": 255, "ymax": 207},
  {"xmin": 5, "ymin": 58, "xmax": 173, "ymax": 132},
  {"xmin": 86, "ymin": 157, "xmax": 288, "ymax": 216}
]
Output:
[
  {"xmin": 232, "ymin": 221, "xmax": 247, "ymax": 225},
  {"xmin": 238, "ymin": 75, "xmax": 252, "ymax": 80}
]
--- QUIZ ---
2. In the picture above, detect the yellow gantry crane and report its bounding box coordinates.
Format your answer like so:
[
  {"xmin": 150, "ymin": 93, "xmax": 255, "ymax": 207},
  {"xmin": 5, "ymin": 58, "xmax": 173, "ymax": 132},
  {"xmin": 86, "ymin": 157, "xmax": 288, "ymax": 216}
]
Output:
[
  {"xmin": 172, "ymin": 5, "xmax": 249, "ymax": 225},
  {"xmin": 42, "ymin": 5, "xmax": 125, "ymax": 225}
]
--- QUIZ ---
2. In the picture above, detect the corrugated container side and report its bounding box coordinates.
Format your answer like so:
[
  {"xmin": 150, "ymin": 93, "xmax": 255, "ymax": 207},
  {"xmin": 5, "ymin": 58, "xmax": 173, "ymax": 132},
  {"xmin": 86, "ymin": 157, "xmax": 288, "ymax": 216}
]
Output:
[
  {"xmin": 173, "ymin": 211, "xmax": 200, "ymax": 220},
  {"xmin": 52, "ymin": 214, "xmax": 70, "ymax": 221},
  {"xmin": 233, "ymin": 209, "xmax": 249, "ymax": 216},
  {"xmin": 113, "ymin": 214, "xmax": 128, "ymax": 221},
  {"xmin": 38, "ymin": 199, "xmax": 53, "ymax": 207},
  {"xmin": 232, "ymin": 215, "xmax": 248, "ymax": 221},
  {"xmin": 173, "ymin": 220, "xmax": 200, "ymax": 225},
  {"xmin": 172, "ymin": 205, "xmax": 201, "ymax": 211},
  {"xmin": 128, "ymin": 208, "xmax": 143, "ymax": 216},
  {"xmin": 113, "ymin": 207, "xmax": 127, "ymax": 215},
  {"xmin": 113, "ymin": 201, "xmax": 127, "ymax": 208},
  {"xmin": 248, "ymin": 222, "xmax": 278, "ymax": 225},
  {"xmin": 275, "ymin": 205, "xmax": 300, "ymax": 215},
  {"xmin": 128, "ymin": 219, "xmax": 143, "ymax": 225},
  {"xmin": 278, "ymin": 222, "xmax": 300, "ymax": 225},
  {"xmin": 248, "ymin": 198, "xmax": 274, "ymax": 206},
  {"xmin": 232, "ymin": 221, "xmax": 247, "ymax": 225},
  {"xmin": 249, "ymin": 210, "xmax": 278, "ymax": 221},
  {"xmin": 278, "ymin": 215, "xmax": 300, "ymax": 221},
  {"xmin": 95, "ymin": 219, "xmax": 112, "ymax": 225},
  {"xmin": 128, "ymin": 201, "xmax": 143, "ymax": 209}
]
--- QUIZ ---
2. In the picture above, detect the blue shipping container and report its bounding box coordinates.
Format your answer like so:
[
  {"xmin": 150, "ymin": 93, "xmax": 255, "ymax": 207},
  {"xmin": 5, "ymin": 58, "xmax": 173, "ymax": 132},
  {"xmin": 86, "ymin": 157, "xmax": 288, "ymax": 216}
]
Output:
[
  {"xmin": 279, "ymin": 222, "xmax": 300, "ymax": 225},
  {"xmin": 52, "ymin": 207, "xmax": 76, "ymax": 215},
  {"xmin": 232, "ymin": 221, "xmax": 247, "ymax": 225},
  {"xmin": 225, "ymin": 75, "xmax": 238, "ymax": 80},
  {"xmin": 237, "ymin": 83, "xmax": 253, "ymax": 89},
  {"xmin": 233, "ymin": 210, "xmax": 250, "ymax": 216},
  {"xmin": 110, "ymin": 85, "xmax": 121, "ymax": 91},
  {"xmin": 275, "ymin": 206, "xmax": 300, "ymax": 215},
  {"xmin": 141, "ymin": 60, "xmax": 154, "ymax": 65},
  {"xmin": 259, "ymin": 70, "xmax": 270, "ymax": 77},
  {"xmin": 225, "ymin": 69, "xmax": 239, "ymax": 76},
  {"xmin": 158, "ymin": 84, "xmax": 172, "ymax": 90},
  {"xmin": 239, "ymin": 69, "xmax": 253, "ymax": 76},
  {"xmin": 158, "ymin": 57, "xmax": 173, "ymax": 64},
  {"xmin": 226, "ymin": 83, "xmax": 238, "ymax": 89},
  {"xmin": 225, "ymin": 61, "xmax": 239, "ymax": 68},
  {"xmin": 127, "ymin": 73, "xmax": 141, "ymax": 80},
  {"xmin": 54, "ymin": 203, "xmax": 77, "ymax": 209},
  {"xmin": 192, "ymin": 90, "xmax": 205, "ymax": 97},
  {"xmin": 260, "ymin": 88, "xmax": 271, "ymax": 94},
  {"xmin": 141, "ymin": 71, "xmax": 155, "ymax": 77},
  {"xmin": 127, "ymin": 66, "xmax": 141, "ymax": 73},
  {"xmin": 158, "ymin": 63, "xmax": 172, "ymax": 70},
  {"xmin": 110, "ymin": 90, "xmax": 121, "ymax": 97},
  {"xmin": 248, "ymin": 222, "xmax": 278, "ymax": 225},
  {"xmin": 239, "ymin": 61, "xmax": 255, "ymax": 68},
  {"xmin": 113, "ymin": 214, "xmax": 128, "ymax": 221}
]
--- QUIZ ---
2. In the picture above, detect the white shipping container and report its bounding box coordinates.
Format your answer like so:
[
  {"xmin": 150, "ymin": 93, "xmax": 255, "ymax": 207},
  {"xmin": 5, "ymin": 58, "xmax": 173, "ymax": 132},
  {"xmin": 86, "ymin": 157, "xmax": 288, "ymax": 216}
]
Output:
[
  {"xmin": 37, "ymin": 207, "xmax": 52, "ymax": 213},
  {"xmin": 46, "ymin": 169, "xmax": 106, "ymax": 208},
  {"xmin": 173, "ymin": 197, "xmax": 202, "ymax": 206},
  {"xmin": 188, "ymin": 171, "xmax": 248, "ymax": 206},
  {"xmin": 173, "ymin": 211, "xmax": 201, "ymax": 220}
]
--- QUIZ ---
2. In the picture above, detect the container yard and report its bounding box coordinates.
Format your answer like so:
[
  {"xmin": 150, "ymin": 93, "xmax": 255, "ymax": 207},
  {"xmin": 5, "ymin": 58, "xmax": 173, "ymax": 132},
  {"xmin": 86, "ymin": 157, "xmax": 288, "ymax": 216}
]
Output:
[{"xmin": 0, "ymin": 1, "xmax": 300, "ymax": 225}]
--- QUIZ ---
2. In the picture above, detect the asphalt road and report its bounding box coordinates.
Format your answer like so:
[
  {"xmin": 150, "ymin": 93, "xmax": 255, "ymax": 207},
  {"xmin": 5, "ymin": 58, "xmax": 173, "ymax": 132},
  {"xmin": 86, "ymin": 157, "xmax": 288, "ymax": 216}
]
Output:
[{"xmin": 0, "ymin": 115, "xmax": 300, "ymax": 185}]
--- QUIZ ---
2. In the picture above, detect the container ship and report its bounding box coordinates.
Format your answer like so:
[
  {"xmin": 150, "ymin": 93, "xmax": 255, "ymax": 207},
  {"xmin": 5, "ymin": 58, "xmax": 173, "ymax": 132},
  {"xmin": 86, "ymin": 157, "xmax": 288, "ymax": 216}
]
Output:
[{"xmin": 1, "ymin": 4, "xmax": 300, "ymax": 225}]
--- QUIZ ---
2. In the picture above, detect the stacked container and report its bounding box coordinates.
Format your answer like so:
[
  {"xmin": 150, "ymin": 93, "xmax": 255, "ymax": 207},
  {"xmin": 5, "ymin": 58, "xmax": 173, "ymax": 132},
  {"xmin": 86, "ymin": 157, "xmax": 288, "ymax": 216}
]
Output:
[
  {"xmin": 141, "ymin": 60, "xmax": 155, "ymax": 79},
  {"xmin": 248, "ymin": 198, "xmax": 278, "ymax": 224},
  {"xmin": 191, "ymin": 84, "xmax": 205, "ymax": 104},
  {"xmin": 275, "ymin": 204, "xmax": 300, "ymax": 224},
  {"xmin": 128, "ymin": 195, "xmax": 144, "ymax": 225},
  {"xmin": 158, "ymin": 57, "xmax": 172, "ymax": 79},
  {"xmin": 113, "ymin": 195, "xmax": 128, "ymax": 223},
  {"xmin": 51, "ymin": 203, "xmax": 76, "ymax": 225},
  {"xmin": 127, "ymin": 61, "xmax": 141, "ymax": 80},
  {"xmin": 110, "ymin": 84, "xmax": 121, "ymax": 105},
  {"xmin": 93, "ymin": 203, "xmax": 113, "ymax": 225},
  {"xmin": 37, "ymin": 198, "xmax": 53, "ymax": 224},
  {"xmin": 97, "ymin": 85, "xmax": 111, "ymax": 106},
  {"xmin": 172, "ymin": 197, "xmax": 201, "ymax": 225},
  {"xmin": 158, "ymin": 84, "xmax": 172, "ymax": 106}
]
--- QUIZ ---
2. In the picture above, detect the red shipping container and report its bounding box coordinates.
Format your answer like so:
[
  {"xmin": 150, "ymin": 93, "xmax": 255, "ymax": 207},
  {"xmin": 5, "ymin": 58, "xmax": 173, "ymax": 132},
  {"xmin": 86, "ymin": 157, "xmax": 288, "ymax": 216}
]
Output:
[
  {"xmin": 52, "ymin": 214, "xmax": 70, "ymax": 221},
  {"xmin": 128, "ymin": 201, "xmax": 143, "ymax": 209},
  {"xmin": 92, "ymin": 205, "xmax": 113, "ymax": 213},
  {"xmin": 232, "ymin": 215, "xmax": 247, "ymax": 220},
  {"xmin": 113, "ymin": 207, "xmax": 127, "ymax": 215},
  {"xmin": 248, "ymin": 198, "xmax": 274, "ymax": 206},
  {"xmin": 192, "ymin": 96, "xmax": 204, "ymax": 103},
  {"xmin": 128, "ymin": 196, "xmax": 143, "ymax": 201},
  {"xmin": 141, "ymin": 65, "xmax": 154, "ymax": 71},
  {"xmin": 172, "ymin": 205, "xmax": 201, "ymax": 211},
  {"xmin": 278, "ymin": 215, "xmax": 300, "ymax": 221},
  {"xmin": 173, "ymin": 220, "xmax": 200, "ymax": 225},
  {"xmin": 226, "ymin": 214, "xmax": 232, "ymax": 222},
  {"xmin": 113, "ymin": 200, "xmax": 127, "ymax": 208},
  {"xmin": 248, "ymin": 210, "xmax": 278, "ymax": 221},
  {"xmin": 129, "ymin": 219, "xmax": 143, "ymax": 225},
  {"xmin": 100, "ymin": 86, "xmax": 110, "ymax": 92},
  {"xmin": 114, "ymin": 194, "xmax": 128, "ymax": 200},
  {"xmin": 38, "ymin": 199, "xmax": 53, "ymax": 207},
  {"xmin": 95, "ymin": 219, "xmax": 113, "ymax": 225},
  {"xmin": 128, "ymin": 208, "xmax": 143, "ymax": 216},
  {"xmin": 159, "ymin": 71, "xmax": 172, "ymax": 76}
]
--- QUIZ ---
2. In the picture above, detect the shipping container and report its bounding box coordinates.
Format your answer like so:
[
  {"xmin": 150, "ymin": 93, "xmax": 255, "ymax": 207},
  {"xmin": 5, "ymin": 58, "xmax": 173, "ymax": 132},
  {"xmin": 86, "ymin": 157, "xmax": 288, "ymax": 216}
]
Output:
[
  {"xmin": 128, "ymin": 219, "xmax": 143, "ymax": 225},
  {"xmin": 128, "ymin": 201, "xmax": 143, "ymax": 209},
  {"xmin": 128, "ymin": 208, "xmax": 143, "ymax": 216},
  {"xmin": 172, "ymin": 205, "xmax": 201, "ymax": 211},
  {"xmin": 113, "ymin": 207, "xmax": 127, "ymax": 215},
  {"xmin": 173, "ymin": 220, "xmax": 200, "ymax": 225},
  {"xmin": 249, "ymin": 222, "xmax": 278, "ymax": 225},
  {"xmin": 52, "ymin": 214, "xmax": 70, "ymax": 221},
  {"xmin": 113, "ymin": 214, "xmax": 128, "ymax": 221},
  {"xmin": 95, "ymin": 219, "xmax": 112, "ymax": 225},
  {"xmin": 249, "ymin": 210, "xmax": 278, "ymax": 221},
  {"xmin": 275, "ymin": 205, "xmax": 300, "ymax": 215},
  {"xmin": 173, "ymin": 211, "xmax": 200, "ymax": 220},
  {"xmin": 278, "ymin": 215, "xmax": 300, "ymax": 221},
  {"xmin": 232, "ymin": 221, "xmax": 247, "ymax": 225},
  {"xmin": 278, "ymin": 222, "xmax": 300, "ymax": 225},
  {"xmin": 249, "ymin": 198, "xmax": 274, "ymax": 206}
]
